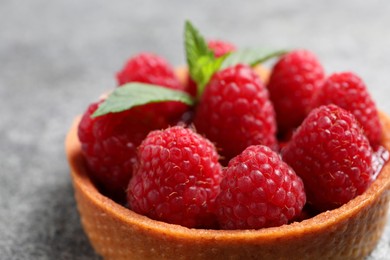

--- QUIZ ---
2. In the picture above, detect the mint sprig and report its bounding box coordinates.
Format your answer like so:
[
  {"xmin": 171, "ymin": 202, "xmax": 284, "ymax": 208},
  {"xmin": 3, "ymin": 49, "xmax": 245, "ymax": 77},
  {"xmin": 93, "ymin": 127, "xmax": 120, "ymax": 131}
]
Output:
[
  {"xmin": 185, "ymin": 21, "xmax": 287, "ymax": 98},
  {"xmin": 92, "ymin": 83, "xmax": 194, "ymax": 118},
  {"xmin": 184, "ymin": 21, "xmax": 213, "ymax": 73},
  {"xmin": 184, "ymin": 21, "xmax": 227, "ymax": 98}
]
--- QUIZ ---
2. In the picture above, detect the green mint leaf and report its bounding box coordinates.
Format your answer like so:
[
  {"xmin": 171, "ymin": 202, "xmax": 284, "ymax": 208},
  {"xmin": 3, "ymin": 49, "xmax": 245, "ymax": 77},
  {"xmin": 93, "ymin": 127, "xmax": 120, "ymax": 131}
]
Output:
[
  {"xmin": 184, "ymin": 20, "xmax": 228, "ymax": 98},
  {"xmin": 184, "ymin": 20, "xmax": 212, "ymax": 78},
  {"xmin": 220, "ymin": 48, "xmax": 288, "ymax": 70},
  {"xmin": 92, "ymin": 83, "xmax": 195, "ymax": 118},
  {"xmin": 194, "ymin": 55, "xmax": 227, "ymax": 96}
]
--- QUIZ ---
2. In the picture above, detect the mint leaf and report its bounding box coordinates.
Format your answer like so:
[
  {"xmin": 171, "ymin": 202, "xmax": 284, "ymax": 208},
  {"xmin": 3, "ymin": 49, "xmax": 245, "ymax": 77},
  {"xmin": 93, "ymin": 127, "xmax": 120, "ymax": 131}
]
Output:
[
  {"xmin": 92, "ymin": 83, "xmax": 195, "ymax": 118},
  {"xmin": 194, "ymin": 55, "xmax": 227, "ymax": 95},
  {"xmin": 184, "ymin": 21, "xmax": 228, "ymax": 98},
  {"xmin": 220, "ymin": 48, "xmax": 288, "ymax": 70},
  {"xmin": 184, "ymin": 20, "xmax": 212, "ymax": 77},
  {"xmin": 184, "ymin": 21, "xmax": 287, "ymax": 98}
]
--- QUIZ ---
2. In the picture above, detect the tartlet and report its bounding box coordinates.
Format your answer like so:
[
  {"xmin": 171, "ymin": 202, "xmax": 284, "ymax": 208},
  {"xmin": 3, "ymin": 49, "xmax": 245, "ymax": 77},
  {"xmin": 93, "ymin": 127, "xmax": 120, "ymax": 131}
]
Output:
[{"xmin": 66, "ymin": 109, "xmax": 390, "ymax": 260}]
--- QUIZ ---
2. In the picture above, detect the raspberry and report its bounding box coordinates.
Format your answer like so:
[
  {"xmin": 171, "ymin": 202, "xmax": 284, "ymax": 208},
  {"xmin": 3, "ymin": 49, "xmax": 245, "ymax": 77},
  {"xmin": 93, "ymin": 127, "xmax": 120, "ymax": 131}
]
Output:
[
  {"xmin": 216, "ymin": 145, "xmax": 306, "ymax": 230},
  {"xmin": 78, "ymin": 100, "xmax": 171, "ymax": 202},
  {"xmin": 127, "ymin": 126, "xmax": 222, "ymax": 228},
  {"xmin": 194, "ymin": 64, "xmax": 277, "ymax": 164},
  {"xmin": 207, "ymin": 40, "xmax": 237, "ymax": 58},
  {"xmin": 267, "ymin": 50, "xmax": 325, "ymax": 135},
  {"xmin": 282, "ymin": 105, "xmax": 374, "ymax": 211},
  {"xmin": 116, "ymin": 52, "xmax": 183, "ymax": 90},
  {"xmin": 116, "ymin": 52, "xmax": 188, "ymax": 124},
  {"xmin": 79, "ymin": 53, "xmax": 190, "ymax": 202},
  {"xmin": 310, "ymin": 72, "xmax": 381, "ymax": 146},
  {"xmin": 186, "ymin": 40, "xmax": 237, "ymax": 97}
]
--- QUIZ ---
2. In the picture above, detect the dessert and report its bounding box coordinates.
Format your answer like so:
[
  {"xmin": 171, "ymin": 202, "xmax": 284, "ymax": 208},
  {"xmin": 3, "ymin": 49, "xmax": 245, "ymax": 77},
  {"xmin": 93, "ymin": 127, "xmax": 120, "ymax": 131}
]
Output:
[{"xmin": 66, "ymin": 21, "xmax": 390, "ymax": 259}]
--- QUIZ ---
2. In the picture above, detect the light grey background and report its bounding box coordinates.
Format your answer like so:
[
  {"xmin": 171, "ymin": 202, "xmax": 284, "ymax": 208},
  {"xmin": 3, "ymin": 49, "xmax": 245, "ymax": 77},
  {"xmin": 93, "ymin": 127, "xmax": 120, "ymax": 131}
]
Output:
[{"xmin": 1, "ymin": 0, "xmax": 389, "ymax": 259}]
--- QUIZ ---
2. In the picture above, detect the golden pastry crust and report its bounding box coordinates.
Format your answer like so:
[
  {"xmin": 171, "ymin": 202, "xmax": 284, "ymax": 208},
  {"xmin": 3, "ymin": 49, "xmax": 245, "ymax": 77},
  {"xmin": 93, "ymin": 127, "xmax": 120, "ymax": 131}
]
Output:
[{"xmin": 66, "ymin": 111, "xmax": 390, "ymax": 260}]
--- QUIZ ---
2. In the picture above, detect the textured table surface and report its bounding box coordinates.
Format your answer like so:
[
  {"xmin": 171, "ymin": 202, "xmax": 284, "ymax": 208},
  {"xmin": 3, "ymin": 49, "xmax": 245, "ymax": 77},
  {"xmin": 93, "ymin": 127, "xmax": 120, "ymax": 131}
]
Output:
[{"xmin": 1, "ymin": 0, "xmax": 389, "ymax": 259}]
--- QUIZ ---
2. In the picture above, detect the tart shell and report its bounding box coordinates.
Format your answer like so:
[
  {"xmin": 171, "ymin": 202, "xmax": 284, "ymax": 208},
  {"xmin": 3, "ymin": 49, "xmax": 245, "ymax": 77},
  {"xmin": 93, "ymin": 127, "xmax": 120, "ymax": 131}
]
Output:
[{"xmin": 66, "ymin": 111, "xmax": 390, "ymax": 260}]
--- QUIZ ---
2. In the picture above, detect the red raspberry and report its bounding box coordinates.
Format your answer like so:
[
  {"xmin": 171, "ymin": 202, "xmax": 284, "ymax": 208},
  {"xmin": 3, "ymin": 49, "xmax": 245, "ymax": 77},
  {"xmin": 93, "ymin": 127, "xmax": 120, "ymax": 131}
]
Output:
[
  {"xmin": 116, "ymin": 52, "xmax": 188, "ymax": 124},
  {"xmin": 194, "ymin": 64, "xmax": 277, "ymax": 164},
  {"xmin": 127, "ymin": 126, "xmax": 222, "ymax": 228},
  {"xmin": 78, "ymin": 100, "xmax": 171, "ymax": 202},
  {"xmin": 310, "ymin": 72, "xmax": 381, "ymax": 146},
  {"xmin": 116, "ymin": 52, "xmax": 183, "ymax": 90},
  {"xmin": 186, "ymin": 40, "xmax": 237, "ymax": 97},
  {"xmin": 267, "ymin": 50, "xmax": 325, "ymax": 135},
  {"xmin": 79, "ymin": 53, "xmax": 191, "ymax": 202},
  {"xmin": 207, "ymin": 39, "xmax": 237, "ymax": 58},
  {"xmin": 282, "ymin": 105, "xmax": 374, "ymax": 211},
  {"xmin": 216, "ymin": 145, "xmax": 306, "ymax": 230}
]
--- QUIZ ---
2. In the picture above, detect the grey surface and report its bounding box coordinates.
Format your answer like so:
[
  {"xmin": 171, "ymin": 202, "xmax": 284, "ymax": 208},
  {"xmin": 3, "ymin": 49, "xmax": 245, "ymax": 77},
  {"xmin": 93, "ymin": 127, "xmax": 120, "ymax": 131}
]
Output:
[{"xmin": 1, "ymin": 0, "xmax": 390, "ymax": 259}]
